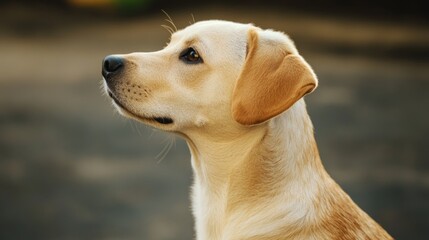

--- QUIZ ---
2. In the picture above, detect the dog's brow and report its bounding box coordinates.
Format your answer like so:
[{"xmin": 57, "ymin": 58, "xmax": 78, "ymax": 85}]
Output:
[
  {"xmin": 183, "ymin": 37, "xmax": 208, "ymax": 52},
  {"xmin": 184, "ymin": 38, "xmax": 198, "ymax": 46}
]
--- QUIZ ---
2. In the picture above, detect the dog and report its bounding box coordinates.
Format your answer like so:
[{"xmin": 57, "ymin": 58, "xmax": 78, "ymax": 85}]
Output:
[{"xmin": 102, "ymin": 20, "xmax": 392, "ymax": 240}]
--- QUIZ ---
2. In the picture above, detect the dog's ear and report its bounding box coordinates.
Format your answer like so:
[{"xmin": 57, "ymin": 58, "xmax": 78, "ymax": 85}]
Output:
[{"xmin": 231, "ymin": 29, "xmax": 318, "ymax": 125}]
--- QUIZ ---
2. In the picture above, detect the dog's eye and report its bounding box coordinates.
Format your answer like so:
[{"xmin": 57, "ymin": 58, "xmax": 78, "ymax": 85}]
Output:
[{"xmin": 180, "ymin": 47, "xmax": 203, "ymax": 64}]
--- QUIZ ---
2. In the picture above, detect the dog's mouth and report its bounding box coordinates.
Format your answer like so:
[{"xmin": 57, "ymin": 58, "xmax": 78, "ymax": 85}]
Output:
[{"xmin": 107, "ymin": 90, "xmax": 174, "ymax": 125}]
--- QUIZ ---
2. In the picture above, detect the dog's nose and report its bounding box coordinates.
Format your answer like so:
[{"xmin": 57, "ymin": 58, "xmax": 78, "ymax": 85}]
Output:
[{"xmin": 102, "ymin": 55, "xmax": 124, "ymax": 79}]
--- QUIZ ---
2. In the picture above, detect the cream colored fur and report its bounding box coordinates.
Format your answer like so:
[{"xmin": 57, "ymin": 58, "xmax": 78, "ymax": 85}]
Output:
[{"xmin": 103, "ymin": 20, "xmax": 392, "ymax": 240}]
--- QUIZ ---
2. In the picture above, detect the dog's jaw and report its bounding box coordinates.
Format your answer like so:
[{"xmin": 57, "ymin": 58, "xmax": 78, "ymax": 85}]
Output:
[{"xmin": 105, "ymin": 85, "xmax": 176, "ymax": 130}]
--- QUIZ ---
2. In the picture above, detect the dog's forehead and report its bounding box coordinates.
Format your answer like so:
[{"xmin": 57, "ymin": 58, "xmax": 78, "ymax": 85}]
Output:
[
  {"xmin": 187, "ymin": 20, "xmax": 250, "ymax": 32},
  {"xmin": 173, "ymin": 20, "xmax": 250, "ymax": 43}
]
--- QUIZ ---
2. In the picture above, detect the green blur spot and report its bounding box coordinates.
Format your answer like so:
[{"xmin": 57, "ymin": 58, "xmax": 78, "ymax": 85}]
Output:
[{"xmin": 112, "ymin": 0, "xmax": 153, "ymax": 13}]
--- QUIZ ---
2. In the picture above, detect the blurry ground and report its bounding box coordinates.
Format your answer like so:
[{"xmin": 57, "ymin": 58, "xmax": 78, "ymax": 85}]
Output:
[{"xmin": 0, "ymin": 4, "xmax": 428, "ymax": 240}]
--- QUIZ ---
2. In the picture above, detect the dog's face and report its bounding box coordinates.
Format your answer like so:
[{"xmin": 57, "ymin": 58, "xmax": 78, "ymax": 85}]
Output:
[{"xmin": 102, "ymin": 20, "xmax": 317, "ymax": 135}]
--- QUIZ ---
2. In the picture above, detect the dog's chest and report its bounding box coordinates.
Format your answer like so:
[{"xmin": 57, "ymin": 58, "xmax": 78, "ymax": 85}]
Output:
[
  {"xmin": 191, "ymin": 182, "xmax": 298, "ymax": 240},
  {"xmin": 191, "ymin": 173, "xmax": 327, "ymax": 240},
  {"xmin": 192, "ymin": 181, "xmax": 230, "ymax": 239}
]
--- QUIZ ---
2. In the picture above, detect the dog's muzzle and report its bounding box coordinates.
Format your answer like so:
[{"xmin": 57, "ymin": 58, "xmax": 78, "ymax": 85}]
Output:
[{"xmin": 101, "ymin": 55, "xmax": 174, "ymax": 125}]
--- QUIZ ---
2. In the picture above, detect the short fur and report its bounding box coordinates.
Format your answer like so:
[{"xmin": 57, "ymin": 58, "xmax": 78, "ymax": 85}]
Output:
[{"xmin": 103, "ymin": 20, "xmax": 392, "ymax": 240}]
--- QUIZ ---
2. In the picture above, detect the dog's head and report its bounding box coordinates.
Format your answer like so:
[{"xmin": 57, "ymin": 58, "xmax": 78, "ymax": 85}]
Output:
[{"xmin": 102, "ymin": 20, "xmax": 317, "ymax": 134}]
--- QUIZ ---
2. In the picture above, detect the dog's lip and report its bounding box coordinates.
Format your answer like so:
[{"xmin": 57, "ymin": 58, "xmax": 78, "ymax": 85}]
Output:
[
  {"xmin": 152, "ymin": 117, "xmax": 174, "ymax": 124},
  {"xmin": 108, "ymin": 90, "xmax": 126, "ymax": 109},
  {"xmin": 107, "ymin": 90, "xmax": 174, "ymax": 125}
]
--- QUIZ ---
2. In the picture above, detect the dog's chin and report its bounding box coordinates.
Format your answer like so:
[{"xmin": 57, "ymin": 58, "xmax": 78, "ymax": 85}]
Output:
[{"xmin": 107, "ymin": 91, "xmax": 174, "ymax": 127}]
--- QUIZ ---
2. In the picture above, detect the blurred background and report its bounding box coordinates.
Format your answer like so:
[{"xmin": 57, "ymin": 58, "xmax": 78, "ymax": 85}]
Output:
[{"xmin": 0, "ymin": 0, "xmax": 428, "ymax": 239}]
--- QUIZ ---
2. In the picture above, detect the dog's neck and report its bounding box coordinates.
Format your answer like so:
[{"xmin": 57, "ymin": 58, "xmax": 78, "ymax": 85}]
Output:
[
  {"xmin": 186, "ymin": 121, "xmax": 266, "ymax": 188},
  {"xmin": 185, "ymin": 100, "xmax": 331, "ymax": 238},
  {"xmin": 186, "ymin": 100, "xmax": 325, "ymax": 189}
]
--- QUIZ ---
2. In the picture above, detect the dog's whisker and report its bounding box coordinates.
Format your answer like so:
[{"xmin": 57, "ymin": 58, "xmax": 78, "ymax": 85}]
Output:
[
  {"xmin": 99, "ymin": 80, "xmax": 108, "ymax": 93},
  {"xmin": 161, "ymin": 9, "xmax": 177, "ymax": 32},
  {"xmin": 149, "ymin": 129, "xmax": 157, "ymax": 139},
  {"xmin": 131, "ymin": 120, "xmax": 143, "ymax": 136},
  {"xmin": 100, "ymin": 87, "xmax": 106, "ymax": 95},
  {"xmin": 191, "ymin": 13, "xmax": 196, "ymax": 24},
  {"xmin": 156, "ymin": 136, "xmax": 174, "ymax": 164},
  {"xmin": 173, "ymin": 136, "xmax": 177, "ymax": 150},
  {"xmin": 188, "ymin": 14, "xmax": 196, "ymax": 26},
  {"xmin": 165, "ymin": 19, "xmax": 177, "ymax": 32},
  {"xmin": 127, "ymin": 119, "xmax": 137, "ymax": 134},
  {"xmin": 161, "ymin": 25, "xmax": 173, "ymax": 35},
  {"xmin": 161, "ymin": 24, "xmax": 174, "ymax": 35}
]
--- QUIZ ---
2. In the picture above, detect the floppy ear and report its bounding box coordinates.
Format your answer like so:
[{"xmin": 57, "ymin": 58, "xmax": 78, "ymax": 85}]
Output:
[{"xmin": 231, "ymin": 29, "xmax": 318, "ymax": 125}]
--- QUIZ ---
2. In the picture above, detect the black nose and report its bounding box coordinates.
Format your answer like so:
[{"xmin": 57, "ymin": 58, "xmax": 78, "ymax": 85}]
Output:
[{"xmin": 102, "ymin": 55, "xmax": 124, "ymax": 79}]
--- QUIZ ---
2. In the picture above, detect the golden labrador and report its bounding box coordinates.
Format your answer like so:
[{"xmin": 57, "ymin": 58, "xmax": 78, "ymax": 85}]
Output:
[{"xmin": 102, "ymin": 20, "xmax": 392, "ymax": 240}]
